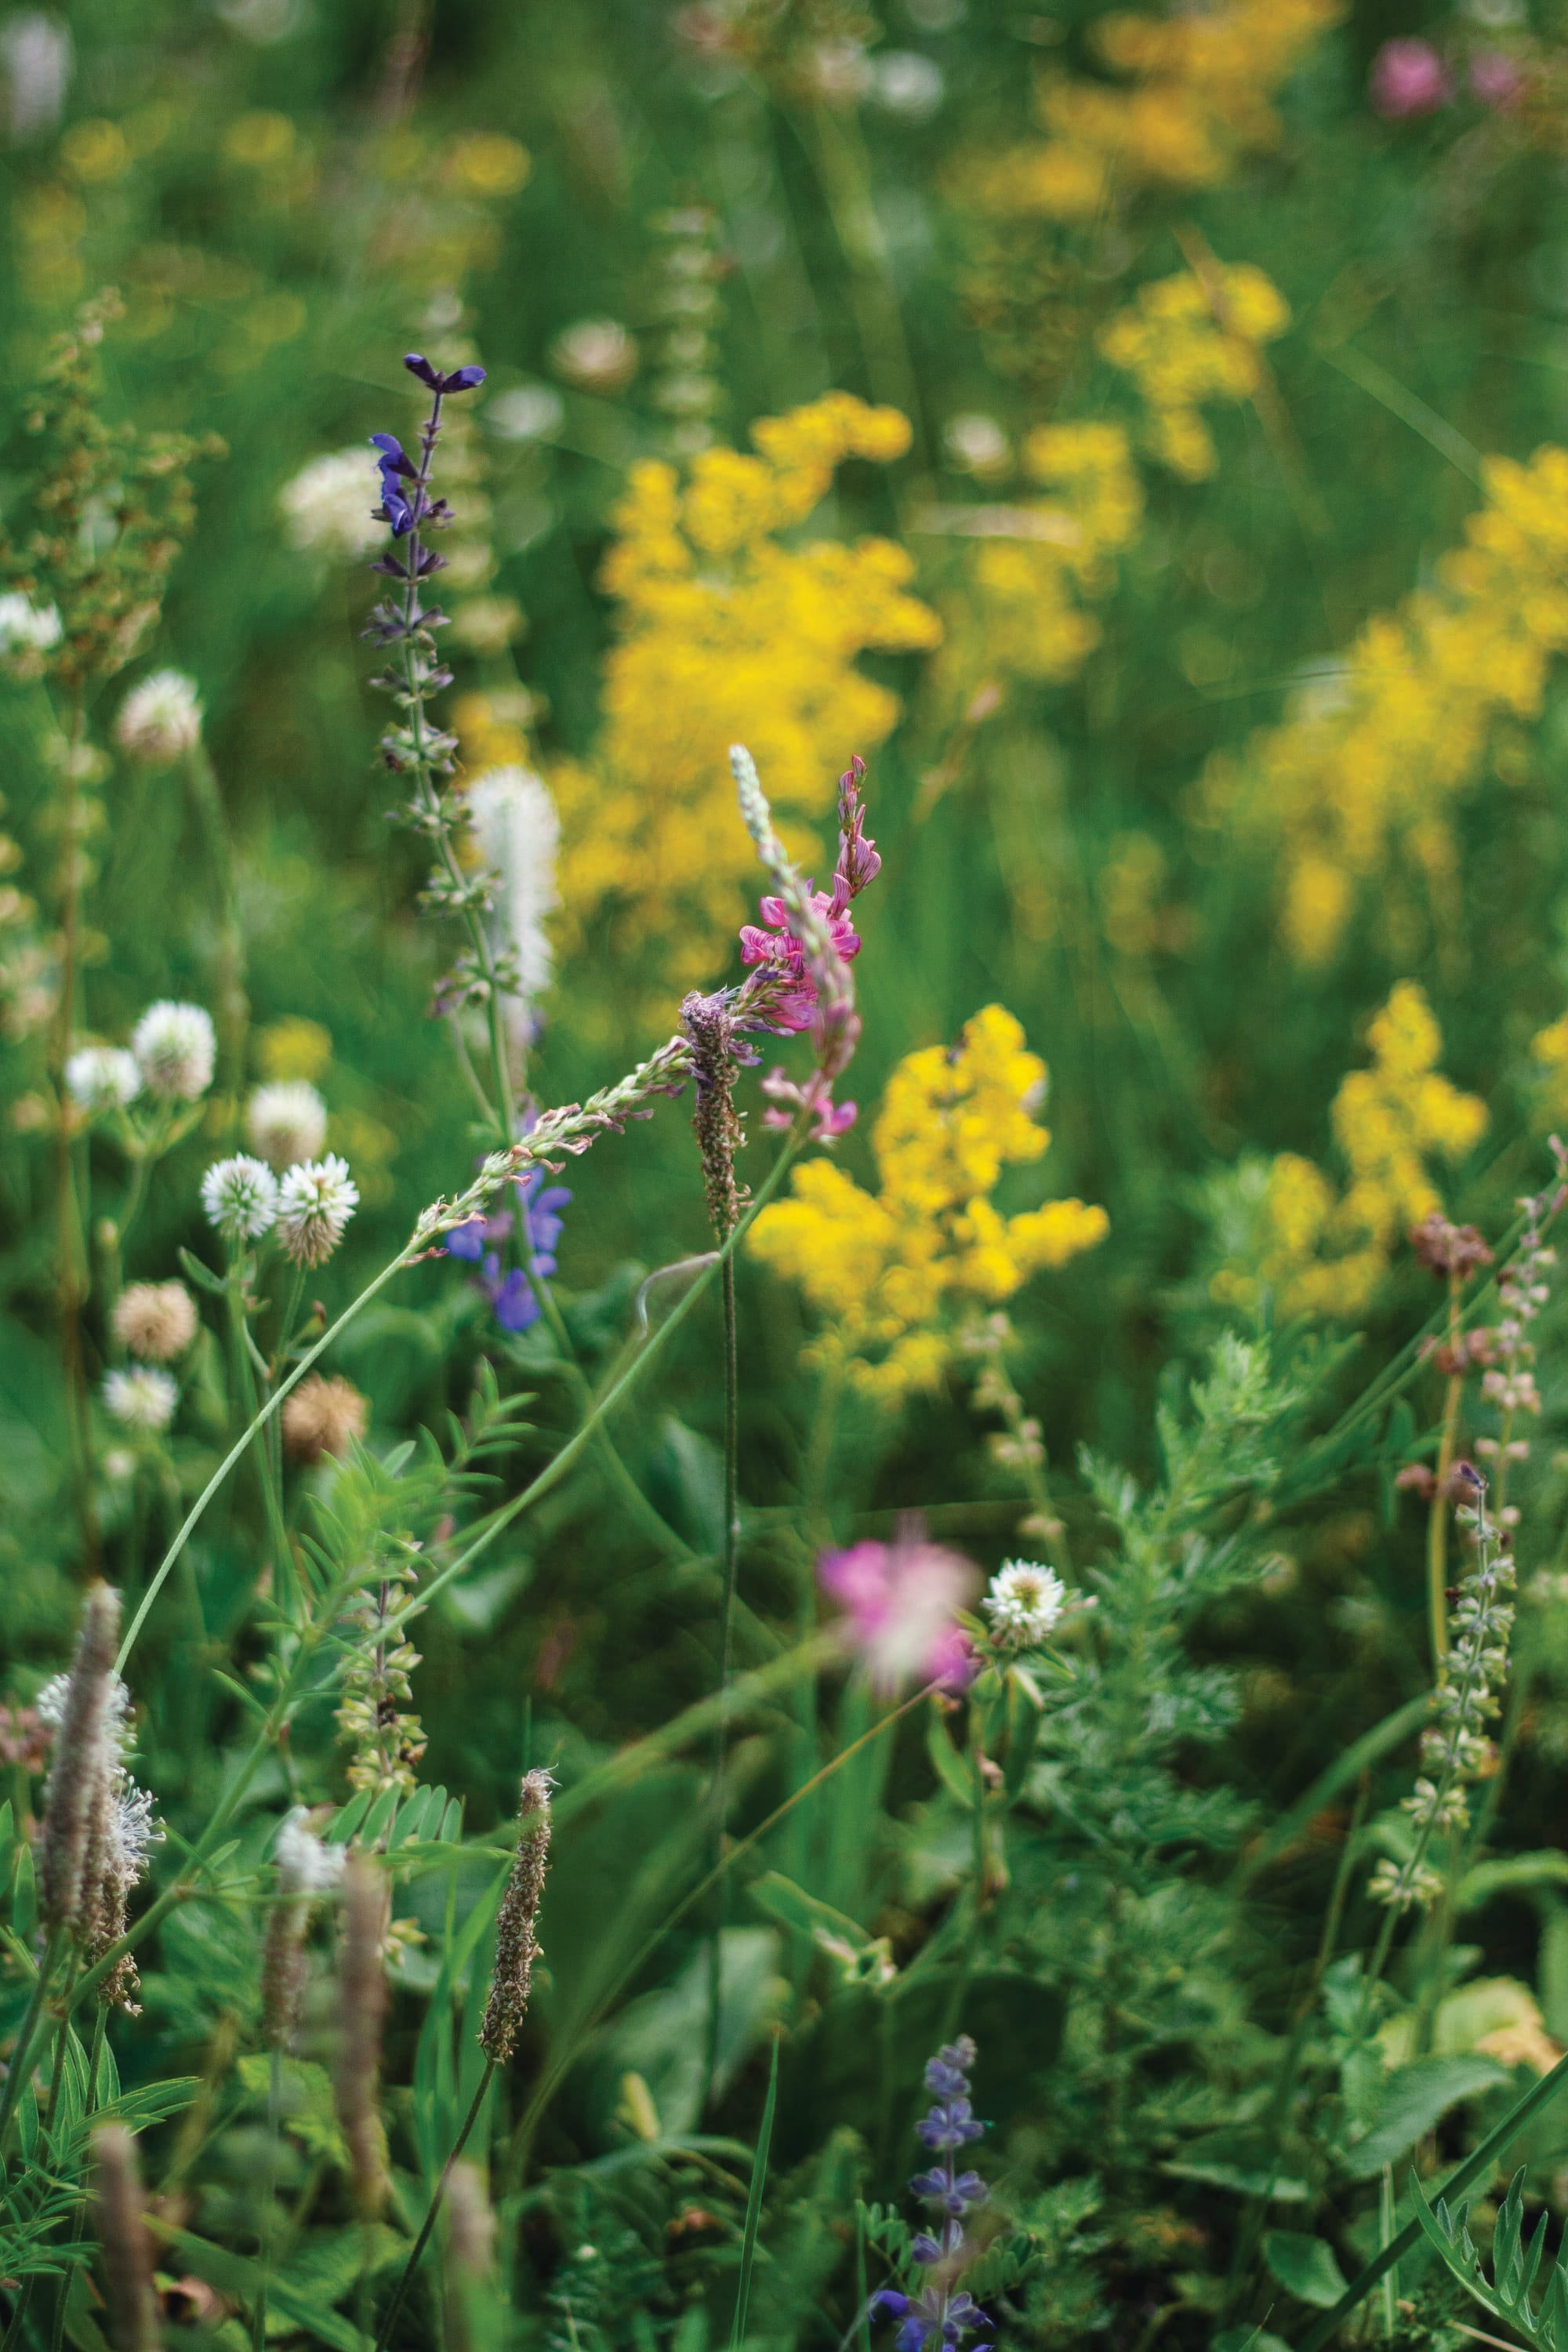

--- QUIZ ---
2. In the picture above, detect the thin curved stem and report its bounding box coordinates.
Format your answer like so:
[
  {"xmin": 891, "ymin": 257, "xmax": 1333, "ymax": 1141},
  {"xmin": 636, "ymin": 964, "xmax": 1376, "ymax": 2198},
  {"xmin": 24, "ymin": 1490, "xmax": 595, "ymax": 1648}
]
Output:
[{"xmin": 372, "ymin": 2060, "xmax": 494, "ymax": 2351}]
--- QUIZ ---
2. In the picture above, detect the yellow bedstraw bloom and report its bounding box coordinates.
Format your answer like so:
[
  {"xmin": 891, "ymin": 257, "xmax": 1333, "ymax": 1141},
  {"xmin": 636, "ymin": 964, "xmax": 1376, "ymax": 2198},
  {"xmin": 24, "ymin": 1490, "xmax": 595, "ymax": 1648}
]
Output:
[
  {"xmin": 964, "ymin": 0, "xmax": 1342, "ymax": 222},
  {"xmin": 1201, "ymin": 444, "xmax": 1568, "ymax": 965},
  {"xmin": 1099, "ymin": 263, "xmax": 1289, "ymax": 480},
  {"xmin": 1211, "ymin": 982, "xmax": 1486, "ymax": 1319},
  {"xmin": 750, "ymin": 1004, "xmax": 1108, "ymax": 1400},
  {"xmin": 547, "ymin": 393, "xmax": 940, "ymax": 988},
  {"xmin": 933, "ymin": 422, "xmax": 1145, "ymax": 706}
]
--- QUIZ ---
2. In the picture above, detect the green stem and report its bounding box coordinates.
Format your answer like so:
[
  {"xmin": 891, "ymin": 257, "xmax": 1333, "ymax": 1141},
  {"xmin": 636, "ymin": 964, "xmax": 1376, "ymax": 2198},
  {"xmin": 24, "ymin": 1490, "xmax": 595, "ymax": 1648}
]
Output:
[
  {"xmin": 703, "ymin": 1247, "xmax": 742, "ymax": 2116},
  {"xmin": 372, "ymin": 2060, "xmax": 495, "ymax": 2352},
  {"xmin": 0, "ymin": 1932, "xmax": 64, "ymax": 2160}
]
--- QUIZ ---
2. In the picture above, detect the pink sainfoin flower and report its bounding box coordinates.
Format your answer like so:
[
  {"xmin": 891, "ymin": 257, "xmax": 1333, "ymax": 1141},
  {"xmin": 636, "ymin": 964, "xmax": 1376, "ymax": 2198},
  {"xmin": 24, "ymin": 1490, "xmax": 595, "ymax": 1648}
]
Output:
[
  {"xmin": 1469, "ymin": 51, "xmax": 1522, "ymax": 108},
  {"xmin": 1370, "ymin": 38, "xmax": 1451, "ymax": 118},
  {"xmin": 819, "ymin": 1529, "xmax": 979, "ymax": 1693},
  {"xmin": 738, "ymin": 753, "xmax": 878, "ymax": 1142}
]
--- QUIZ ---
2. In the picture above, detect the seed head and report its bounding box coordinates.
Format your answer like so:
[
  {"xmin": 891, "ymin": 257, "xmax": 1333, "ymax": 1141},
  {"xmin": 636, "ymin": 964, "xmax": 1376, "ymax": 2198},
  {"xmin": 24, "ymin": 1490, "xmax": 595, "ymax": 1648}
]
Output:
[
  {"xmin": 91, "ymin": 2124, "xmax": 162, "ymax": 2352},
  {"xmin": 479, "ymin": 1769, "xmax": 554, "ymax": 2063},
  {"xmin": 281, "ymin": 1372, "xmax": 368, "ymax": 1464},
  {"xmin": 111, "ymin": 1280, "xmax": 198, "ymax": 1364},
  {"xmin": 333, "ymin": 1857, "xmax": 390, "ymax": 2217},
  {"xmin": 38, "ymin": 1584, "xmax": 122, "ymax": 1942}
]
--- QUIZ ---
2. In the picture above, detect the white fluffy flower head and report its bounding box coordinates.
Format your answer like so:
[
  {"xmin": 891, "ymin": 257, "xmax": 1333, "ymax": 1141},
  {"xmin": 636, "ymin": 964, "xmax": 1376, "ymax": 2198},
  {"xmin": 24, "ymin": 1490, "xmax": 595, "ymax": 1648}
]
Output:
[
  {"xmin": 111, "ymin": 1780, "xmax": 162, "ymax": 1888},
  {"xmin": 983, "ymin": 1560, "xmax": 1066, "ymax": 1647},
  {"xmin": 466, "ymin": 764, "xmax": 559, "ymax": 1021},
  {"xmin": 103, "ymin": 1367, "xmax": 177, "ymax": 1433},
  {"xmin": 114, "ymin": 670, "xmax": 202, "ymax": 763},
  {"xmin": 275, "ymin": 1154, "xmax": 358, "ymax": 1266},
  {"xmin": 245, "ymin": 1079, "xmax": 328, "ymax": 1169},
  {"xmin": 279, "ymin": 448, "xmax": 383, "ymax": 561},
  {"xmin": 0, "ymin": 591, "xmax": 61, "ymax": 653},
  {"xmin": 111, "ymin": 1280, "xmax": 198, "ymax": 1364},
  {"xmin": 64, "ymin": 1046, "xmax": 141, "ymax": 1113},
  {"xmin": 132, "ymin": 1000, "xmax": 216, "ymax": 1102},
  {"xmin": 201, "ymin": 1153, "xmax": 279, "ymax": 1240},
  {"xmin": 275, "ymin": 1808, "xmax": 346, "ymax": 1895}
]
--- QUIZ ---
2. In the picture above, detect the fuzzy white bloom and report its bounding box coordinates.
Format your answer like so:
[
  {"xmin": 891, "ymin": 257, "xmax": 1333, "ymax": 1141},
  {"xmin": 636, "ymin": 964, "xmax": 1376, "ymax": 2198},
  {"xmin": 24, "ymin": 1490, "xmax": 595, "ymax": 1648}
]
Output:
[
  {"xmin": 870, "ymin": 50, "xmax": 945, "ymax": 118},
  {"xmin": 114, "ymin": 670, "xmax": 202, "ymax": 764},
  {"xmin": 274, "ymin": 1808, "xmax": 346, "ymax": 1894},
  {"xmin": 279, "ymin": 448, "xmax": 383, "ymax": 561},
  {"xmin": 245, "ymin": 1078, "xmax": 328, "ymax": 1169},
  {"xmin": 111, "ymin": 1280, "xmax": 198, "ymax": 1363},
  {"xmin": 548, "ymin": 318, "xmax": 638, "ymax": 393},
  {"xmin": 102, "ymin": 1367, "xmax": 177, "ymax": 1434},
  {"xmin": 466, "ymin": 765, "xmax": 559, "ymax": 1024},
  {"xmin": 132, "ymin": 1000, "xmax": 216, "ymax": 1102},
  {"xmin": 275, "ymin": 1153, "xmax": 358, "ymax": 1266},
  {"xmin": 64, "ymin": 1046, "xmax": 142, "ymax": 1113},
  {"xmin": 0, "ymin": 13, "xmax": 73, "ymax": 143},
  {"xmin": 0, "ymin": 591, "xmax": 61, "ymax": 652},
  {"xmin": 111, "ymin": 1780, "xmax": 162, "ymax": 1888},
  {"xmin": 944, "ymin": 413, "xmax": 1009, "ymax": 477},
  {"xmin": 983, "ymin": 1560, "xmax": 1066, "ymax": 1647},
  {"xmin": 201, "ymin": 1153, "xmax": 279, "ymax": 1240}
]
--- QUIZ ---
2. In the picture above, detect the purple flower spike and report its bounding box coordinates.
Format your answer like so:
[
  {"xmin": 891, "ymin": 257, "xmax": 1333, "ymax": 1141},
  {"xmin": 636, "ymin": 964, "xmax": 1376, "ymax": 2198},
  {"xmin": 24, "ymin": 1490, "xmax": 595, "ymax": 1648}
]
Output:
[
  {"xmin": 371, "ymin": 432, "xmax": 420, "ymax": 535},
  {"xmin": 404, "ymin": 353, "xmax": 488, "ymax": 394},
  {"xmin": 869, "ymin": 2034, "xmax": 993, "ymax": 2352},
  {"xmin": 491, "ymin": 1269, "xmax": 541, "ymax": 1333}
]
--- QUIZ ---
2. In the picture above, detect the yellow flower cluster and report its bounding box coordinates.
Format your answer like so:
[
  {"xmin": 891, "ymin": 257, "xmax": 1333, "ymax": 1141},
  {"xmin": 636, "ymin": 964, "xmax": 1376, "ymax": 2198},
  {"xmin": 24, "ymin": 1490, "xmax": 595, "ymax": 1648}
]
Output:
[
  {"xmin": 936, "ymin": 422, "xmax": 1145, "ymax": 702},
  {"xmin": 548, "ymin": 394, "xmax": 940, "ymax": 987},
  {"xmin": 1099, "ymin": 263, "xmax": 1289, "ymax": 480},
  {"xmin": 1211, "ymin": 983, "xmax": 1486, "ymax": 1319},
  {"xmin": 1203, "ymin": 443, "xmax": 1568, "ymax": 966},
  {"xmin": 964, "ymin": 0, "xmax": 1341, "ymax": 222},
  {"xmin": 1529, "ymin": 1012, "xmax": 1568, "ymax": 1129},
  {"xmin": 749, "ymin": 1004, "xmax": 1109, "ymax": 1399}
]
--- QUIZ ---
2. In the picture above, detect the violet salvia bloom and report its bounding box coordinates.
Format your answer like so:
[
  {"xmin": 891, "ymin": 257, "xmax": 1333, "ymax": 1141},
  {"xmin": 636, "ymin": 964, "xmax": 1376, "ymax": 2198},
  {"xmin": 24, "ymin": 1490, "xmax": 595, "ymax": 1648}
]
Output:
[
  {"xmin": 450, "ymin": 1170, "xmax": 571, "ymax": 1334},
  {"xmin": 872, "ymin": 2038, "xmax": 992, "ymax": 2352},
  {"xmin": 404, "ymin": 351, "xmax": 487, "ymax": 394},
  {"xmin": 370, "ymin": 432, "xmax": 419, "ymax": 537}
]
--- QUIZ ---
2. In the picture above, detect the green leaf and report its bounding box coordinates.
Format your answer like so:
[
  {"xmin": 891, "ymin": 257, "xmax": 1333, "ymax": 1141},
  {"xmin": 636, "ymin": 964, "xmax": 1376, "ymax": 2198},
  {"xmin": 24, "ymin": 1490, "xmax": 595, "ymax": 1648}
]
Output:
[
  {"xmin": 1459, "ymin": 1853, "xmax": 1568, "ymax": 1911},
  {"xmin": 359, "ymin": 1784, "xmax": 401, "ymax": 1849},
  {"xmin": 748, "ymin": 1872, "xmax": 896, "ymax": 1985},
  {"xmin": 326, "ymin": 1789, "xmax": 374, "ymax": 1846},
  {"xmin": 1341, "ymin": 2056, "xmax": 1508, "ymax": 2179},
  {"xmin": 13, "ymin": 1843, "xmax": 35, "ymax": 1941},
  {"xmin": 1162, "ymin": 2132, "xmax": 1308, "ymax": 2202},
  {"xmin": 730, "ymin": 2034, "xmax": 779, "ymax": 2350},
  {"xmin": 925, "ymin": 1710, "xmax": 978, "ymax": 1810},
  {"xmin": 1263, "ymin": 2231, "xmax": 1350, "ymax": 2309}
]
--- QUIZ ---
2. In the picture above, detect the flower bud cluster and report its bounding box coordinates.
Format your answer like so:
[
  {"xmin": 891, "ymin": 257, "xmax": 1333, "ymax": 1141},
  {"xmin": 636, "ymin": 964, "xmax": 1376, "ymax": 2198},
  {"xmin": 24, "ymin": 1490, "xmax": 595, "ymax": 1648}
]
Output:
[{"xmin": 1372, "ymin": 1466, "xmax": 1515, "ymax": 1912}]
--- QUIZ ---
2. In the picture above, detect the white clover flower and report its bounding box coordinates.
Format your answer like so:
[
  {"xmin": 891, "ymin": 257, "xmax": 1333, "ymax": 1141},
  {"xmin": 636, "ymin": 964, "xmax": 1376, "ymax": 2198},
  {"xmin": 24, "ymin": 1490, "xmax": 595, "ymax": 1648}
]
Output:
[
  {"xmin": 0, "ymin": 592, "xmax": 61, "ymax": 653},
  {"xmin": 279, "ymin": 448, "xmax": 383, "ymax": 561},
  {"xmin": 548, "ymin": 318, "xmax": 638, "ymax": 393},
  {"xmin": 64, "ymin": 1046, "xmax": 142, "ymax": 1113},
  {"xmin": 114, "ymin": 670, "xmax": 203, "ymax": 764},
  {"xmin": 466, "ymin": 765, "xmax": 559, "ymax": 1025},
  {"xmin": 111, "ymin": 1280, "xmax": 198, "ymax": 1363},
  {"xmin": 275, "ymin": 1153, "xmax": 358, "ymax": 1266},
  {"xmin": 983, "ymin": 1560, "xmax": 1066, "ymax": 1647},
  {"xmin": 132, "ymin": 1000, "xmax": 216, "ymax": 1102},
  {"xmin": 275, "ymin": 1807, "xmax": 346, "ymax": 1894},
  {"xmin": 245, "ymin": 1078, "xmax": 328, "ymax": 1169},
  {"xmin": 1, "ymin": 14, "xmax": 73, "ymax": 143},
  {"xmin": 103, "ymin": 1367, "xmax": 177, "ymax": 1434},
  {"xmin": 201, "ymin": 1153, "xmax": 279, "ymax": 1240},
  {"xmin": 944, "ymin": 413, "xmax": 1009, "ymax": 477},
  {"xmin": 870, "ymin": 50, "xmax": 945, "ymax": 118}
]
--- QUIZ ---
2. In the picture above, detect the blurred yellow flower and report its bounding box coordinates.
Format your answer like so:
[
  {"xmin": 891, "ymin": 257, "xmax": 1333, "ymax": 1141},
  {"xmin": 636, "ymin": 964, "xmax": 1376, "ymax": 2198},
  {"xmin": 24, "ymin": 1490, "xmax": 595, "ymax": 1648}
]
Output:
[
  {"xmin": 446, "ymin": 132, "xmax": 532, "ymax": 198},
  {"xmin": 550, "ymin": 391, "xmax": 940, "ymax": 987},
  {"xmin": 1204, "ymin": 443, "xmax": 1568, "ymax": 964},
  {"xmin": 60, "ymin": 118, "xmax": 129, "ymax": 183},
  {"xmin": 1211, "ymin": 982, "xmax": 1486, "ymax": 1319},
  {"xmin": 223, "ymin": 111, "xmax": 296, "ymax": 167},
  {"xmin": 963, "ymin": 0, "xmax": 1341, "ymax": 221},
  {"xmin": 258, "ymin": 1017, "xmax": 332, "ymax": 1084},
  {"xmin": 1099, "ymin": 263, "xmax": 1289, "ymax": 480},
  {"xmin": 750, "ymin": 1004, "xmax": 1109, "ymax": 1399}
]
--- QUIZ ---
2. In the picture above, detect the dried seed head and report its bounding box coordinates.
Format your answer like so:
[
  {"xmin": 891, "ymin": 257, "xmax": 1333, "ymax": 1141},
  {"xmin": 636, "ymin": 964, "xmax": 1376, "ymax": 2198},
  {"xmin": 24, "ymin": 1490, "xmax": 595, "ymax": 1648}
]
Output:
[
  {"xmin": 38, "ymin": 1584, "xmax": 122, "ymax": 1938},
  {"xmin": 92, "ymin": 2123, "xmax": 162, "ymax": 2352},
  {"xmin": 478, "ymin": 1769, "xmax": 554, "ymax": 2063},
  {"xmin": 281, "ymin": 1372, "xmax": 368, "ymax": 1463},
  {"xmin": 680, "ymin": 991, "xmax": 747, "ymax": 1238},
  {"xmin": 332, "ymin": 1857, "xmax": 390, "ymax": 2217}
]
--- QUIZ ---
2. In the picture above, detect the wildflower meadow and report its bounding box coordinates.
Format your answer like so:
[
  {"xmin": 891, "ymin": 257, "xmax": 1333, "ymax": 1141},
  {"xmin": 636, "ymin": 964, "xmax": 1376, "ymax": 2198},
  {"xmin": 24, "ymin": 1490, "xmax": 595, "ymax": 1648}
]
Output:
[{"xmin": 10, "ymin": 1, "xmax": 1568, "ymax": 2346}]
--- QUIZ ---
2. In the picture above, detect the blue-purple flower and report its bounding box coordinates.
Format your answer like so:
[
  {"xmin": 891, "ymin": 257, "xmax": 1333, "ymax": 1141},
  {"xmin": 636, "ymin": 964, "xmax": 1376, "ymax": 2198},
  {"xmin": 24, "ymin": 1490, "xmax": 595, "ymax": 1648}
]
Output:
[
  {"xmin": 445, "ymin": 1171, "xmax": 571, "ymax": 1335},
  {"xmin": 404, "ymin": 353, "xmax": 487, "ymax": 394},
  {"xmin": 869, "ymin": 2038, "xmax": 991, "ymax": 2352},
  {"xmin": 370, "ymin": 433, "xmax": 419, "ymax": 537}
]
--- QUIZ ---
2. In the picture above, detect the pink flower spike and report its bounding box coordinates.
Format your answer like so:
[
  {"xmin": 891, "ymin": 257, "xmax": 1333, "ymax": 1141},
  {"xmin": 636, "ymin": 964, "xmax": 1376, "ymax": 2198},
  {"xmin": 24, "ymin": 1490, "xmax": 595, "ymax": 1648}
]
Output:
[
  {"xmin": 1369, "ymin": 37, "xmax": 1450, "ymax": 118},
  {"xmin": 818, "ymin": 1534, "xmax": 981, "ymax": 1693}
]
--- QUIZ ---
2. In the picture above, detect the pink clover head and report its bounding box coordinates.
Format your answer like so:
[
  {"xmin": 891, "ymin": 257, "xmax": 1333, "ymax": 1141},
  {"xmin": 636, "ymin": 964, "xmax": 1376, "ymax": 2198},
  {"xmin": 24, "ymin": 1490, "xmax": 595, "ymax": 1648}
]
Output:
[
  {"xmin": 1369, "ymin": 38, "xmax": 1451, "ymax": 118},
  {"xmin": 818, "ymin": 1534, "xmax": 980, "ymax": 1692}
]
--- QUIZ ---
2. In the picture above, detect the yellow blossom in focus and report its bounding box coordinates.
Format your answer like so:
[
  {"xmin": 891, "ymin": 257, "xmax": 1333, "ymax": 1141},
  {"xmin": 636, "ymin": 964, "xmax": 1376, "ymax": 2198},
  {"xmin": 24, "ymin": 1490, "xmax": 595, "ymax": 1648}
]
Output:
[
  {"xmin": 750, "ymin": 1004, "xmax": 1109, "ymax": 1400},
  {"xmin": 1203, "ymin": 443, "xmax": 1568, "ymax": 964},
  {"xmin": 550, "ymin": 392, "xmax": 940, "ymax": 986},
  {"xmin": 1210, "ymin": 982, "xmax": 1486, "ymax": 1319},
  {"xmin": 963, "ymin": 0, "xmax": 1341, "ymax": 222},
  {"xmin": 1099, "ymin": 264, "xmax": 1289, "ymax": 480},
  {"xmin": 258, "ymin": 1017, "xmax": 332, "ymax": 1084}
]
